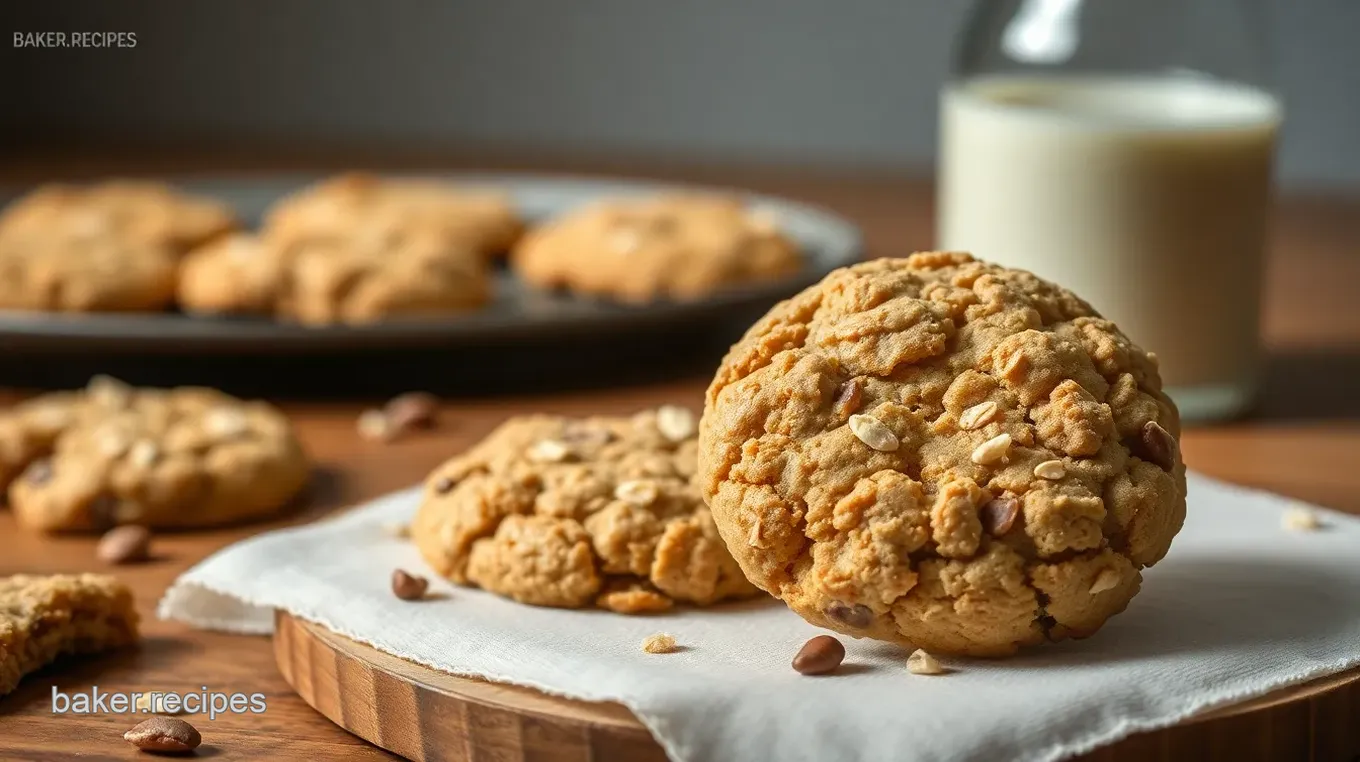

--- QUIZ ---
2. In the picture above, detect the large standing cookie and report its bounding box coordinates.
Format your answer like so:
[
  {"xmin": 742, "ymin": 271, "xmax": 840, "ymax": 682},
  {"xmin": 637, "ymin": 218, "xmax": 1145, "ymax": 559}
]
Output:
[
  {"xmin": 698, "ymin": 253, "xmax": 1186, "ymax": 656},
  {"xmin": 412, "ymin": 410, "xmax": 761, "ymax": 612},
  {"xmin": 1, "ymin": 377, "xmax": 310, "ymax": 532},
  {"xmin": 511, "ymin": 195, "xmax": 803, "ymax": 303},
  {"xmin": 265, "ymin": 173, "xmax": 524, "ymax": 259},
  {"xmin": 176, "ymin": 227, "xmax": 490, "ymax": 325},
  {"xmin": 1, "ymin": 574, "xmax": 139, "ymax": 696},
  {"xmin": 0, "ymin": 180, "xmax": 237, "ymax": 255}
]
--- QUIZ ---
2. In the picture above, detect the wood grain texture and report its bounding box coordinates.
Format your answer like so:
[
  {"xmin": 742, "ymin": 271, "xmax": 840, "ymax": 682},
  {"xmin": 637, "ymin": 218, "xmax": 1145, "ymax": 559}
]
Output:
[
  {"xmin": 278, "ymin": 611, "xmax": 1360, "ymax": 762},
  {"xmin": 1, "ymin": 156, "xmax": 1359, "ymax": 761}
]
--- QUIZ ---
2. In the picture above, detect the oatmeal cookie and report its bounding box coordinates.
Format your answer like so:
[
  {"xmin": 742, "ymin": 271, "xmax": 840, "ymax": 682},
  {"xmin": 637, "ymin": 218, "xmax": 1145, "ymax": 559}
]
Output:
[
  {"xmin": 511, "ymin": 195, "xmax": 802, "ymax": 303},
  {"xmin": 176, "ymin": 228, "xmax": 490, "ymax": 325},
  {"xmin": 0, "ymin": 233, "xmax": 177, "ymax": 312},
  {"xmin": 265, "ymin": 173, "xmax": 523, "ymax": 259},
  {"xmin": 0, "ymin": 574, "xmax": 139, "ymax": 696},
  {"xmin": 1, "ymin": 376, "xmax": 310, "ymax": 532},
  {"xmin": 412, "ymin": 410, "xmax": 761, "ymax": 612},
  {"xmin": 0, "ymin": 180, "xmax": 237, "ymax": 255},
  {"xmin": 698, "ymin": 253, "xmax": 1186, "ymax": 656}
]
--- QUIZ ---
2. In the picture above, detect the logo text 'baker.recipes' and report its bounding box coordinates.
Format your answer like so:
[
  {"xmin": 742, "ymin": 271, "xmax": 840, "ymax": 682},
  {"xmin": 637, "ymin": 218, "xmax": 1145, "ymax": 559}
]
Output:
[
  {"xmin": 14, "ymin": 32, "xmax": 137, "ymax": 49},
  {"xmin": 52, "ymin": 687, "xmax": 266, "ymax": 720}
]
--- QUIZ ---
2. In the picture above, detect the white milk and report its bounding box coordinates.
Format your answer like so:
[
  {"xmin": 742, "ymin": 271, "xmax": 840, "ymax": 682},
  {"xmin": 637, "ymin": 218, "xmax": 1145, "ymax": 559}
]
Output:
[{"xmin": 938, "ymin": 75, "xmax": 1281, "ymax": 420}]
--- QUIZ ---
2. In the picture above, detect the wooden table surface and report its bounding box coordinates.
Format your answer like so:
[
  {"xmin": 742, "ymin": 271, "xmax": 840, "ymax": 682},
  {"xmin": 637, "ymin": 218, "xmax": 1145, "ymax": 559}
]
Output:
[{"xmin": 1, "ymin": 161, "xmax": 1358, "ymax": 760}]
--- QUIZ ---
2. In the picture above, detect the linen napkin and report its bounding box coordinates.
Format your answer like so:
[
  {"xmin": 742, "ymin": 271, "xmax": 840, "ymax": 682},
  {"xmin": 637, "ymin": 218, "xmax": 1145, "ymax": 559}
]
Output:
[{"xmin": 161, "ymin": 472, "xmax": 1360, "ymax": 762}]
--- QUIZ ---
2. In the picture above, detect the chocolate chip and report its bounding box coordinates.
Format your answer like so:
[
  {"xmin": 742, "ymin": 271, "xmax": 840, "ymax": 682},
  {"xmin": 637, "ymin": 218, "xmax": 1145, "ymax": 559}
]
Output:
[
  {"xmin": 391, "ymin": 569, "xmax": 429, "ymax": 601},
  {"xmin": 96, "ymin": 525, "xmax": 151, "ymax": 565},
  {"xmin": 24, "ymin": 459, "xmax": 52, "ymax": 485},
  {"xmin": 981, "ymin": 497, "xmax": 1020, "ymax": 536},
  {"xmin": 825, "ymin": 601, "xmax": 873, "ymax": 629},
  {"xmin": 384, "ymin": 391, "xmax": 440, "ymax": 432},
  {"xmin": 792, "ymin": 635, "xmax": 846, "ymax": 675},
  {"xmin": 832, "ymin": 377, "xmax": 864, "ymax": 419},
  {"xmin": 123, "ymin": 716, "xmax": 201, "ymax": 753},
  {"xmin": 1139, "ymin": 421, "xmax": 1178, "ymax": 471},
  {"xmin": 433, "ymin": 476, "xmax": 456, "ymax": 494}
]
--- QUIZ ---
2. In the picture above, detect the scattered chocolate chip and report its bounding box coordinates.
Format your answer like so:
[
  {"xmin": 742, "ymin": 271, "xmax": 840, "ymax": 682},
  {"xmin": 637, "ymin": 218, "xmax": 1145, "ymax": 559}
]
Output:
[
  {"xmin": 391, "ymin": 569, "xmax": 429, "ymax": 601},
  {"xmin": 832, "ymin": 377, "xmax": 864, "ymax": 419},
  {"xmin": 792, "ymin": 635, "xmax": 846, "ymax": 675},
  {"xmin": 25, "ymin": 459, "xmax": 52, "ymax": 485},
  {"xmin": 825, "ymin": 601, "xmax": 873, "ymax": 629},
  {"xmin": 1139, "ymin": 421, "xmax": 1177, "ymax": 471},
  {"xmin": 97, "ymin": 525, "xmax": 151, "ymax": 565},
  {"xmin": 433, "ymin": 476, "xmax": 456, "ymax": 494},
  {"xmin": 980, "ymin": 497, "xmax": 1020, "ymax": 536},
  {"xmin": 123, "ymin": 716, "xmax": 201, "ymax": 754},
  {"xmin": 385, "ymin": 392, "xmax": 440, "ymax": 432}
]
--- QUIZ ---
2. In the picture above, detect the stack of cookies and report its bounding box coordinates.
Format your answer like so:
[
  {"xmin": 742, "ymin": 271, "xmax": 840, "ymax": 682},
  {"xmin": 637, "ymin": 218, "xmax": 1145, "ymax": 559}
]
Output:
[{"xmin": 0, "ymin": 174, "xmax": 805, "ymax": 325}]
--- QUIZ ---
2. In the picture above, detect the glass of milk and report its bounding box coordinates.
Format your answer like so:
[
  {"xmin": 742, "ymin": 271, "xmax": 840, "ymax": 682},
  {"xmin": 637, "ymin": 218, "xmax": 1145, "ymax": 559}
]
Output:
[{"xmin": 938, "ymin": 0, "xmax": 1282, "ymax": 422}]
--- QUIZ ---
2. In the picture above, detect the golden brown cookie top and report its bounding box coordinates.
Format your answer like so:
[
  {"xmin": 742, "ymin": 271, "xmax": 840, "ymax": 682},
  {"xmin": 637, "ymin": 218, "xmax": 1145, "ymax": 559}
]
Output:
[
  {"xmin": 511, "ymin": 195, "xmax": 803, "ymax": 303},
  {"xmin": 698, "ymin": 252, "xmax": 1186, "ymax": 656},
  {"xmin": 0, "ymin": 180, "xmax": 237, "ymax": 254},
  {"xmin": 1, "ymin": 377, "xmax": 309, "ymax": 533},
  {"xmin": 264, "ymin": 173, "xmax": 523, "ymax": 257},
  {"xmin": 412, "ymin": 409, "xmax": 760, "ymax": 612}
]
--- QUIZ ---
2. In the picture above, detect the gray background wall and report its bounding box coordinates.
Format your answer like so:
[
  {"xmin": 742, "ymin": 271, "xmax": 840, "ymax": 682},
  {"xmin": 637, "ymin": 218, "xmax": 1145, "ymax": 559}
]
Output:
[{"xmin": 5, "ymin": 1, "xmax": 1358, "ymax": 188}]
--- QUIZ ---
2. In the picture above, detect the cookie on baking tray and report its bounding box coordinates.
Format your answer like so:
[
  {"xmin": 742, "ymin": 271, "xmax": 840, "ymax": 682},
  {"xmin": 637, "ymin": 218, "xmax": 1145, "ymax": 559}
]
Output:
[
  {"xmin": 176, "ymin": 227, "xmax": 491, "ymax": 325},
  {"xmin": 0, "ymin": 573, "xmax": 139, "ymax": 696},
  {"xmin": 0, "ymin": 376, "xmax": 310, "ymax": 532},
  {"xmin": 0, "ymin": 232, "xmax": 177, "ymax": 313},
  {"xmin": 412, "ymin": 409, "xmax": 761, "ymax": 613},
  {"xmin": 511, "ymin": 195, "xmax": 803, "ymax": 303},
  {"xmin": 264, "ymin": 173, "xmax": 524, "ymax": 260},
  {"xmin": 0, "ymin": 180, "xmax": 237, "ymax": 255},
  {"xmin": 0, "ymin": 180, "xmax": 236, "ymax": 314},
  {"xmin": 698, "ymin": 252, "xmax": 1186, "ymax": 656}
]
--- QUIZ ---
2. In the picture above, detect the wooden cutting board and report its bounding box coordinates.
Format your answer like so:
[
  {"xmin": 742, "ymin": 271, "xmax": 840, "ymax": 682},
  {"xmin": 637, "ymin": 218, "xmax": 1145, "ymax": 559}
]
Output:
[{"xmin": 272, "ymin": 611, "xmax": 1360, "ymax": 762}]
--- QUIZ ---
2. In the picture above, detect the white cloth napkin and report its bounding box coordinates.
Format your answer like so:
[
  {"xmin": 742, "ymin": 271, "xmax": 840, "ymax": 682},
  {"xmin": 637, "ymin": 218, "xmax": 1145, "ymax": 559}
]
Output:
[{"xmin": 160, "ymin": 473, "xmax": 1360, "ymax": 762}]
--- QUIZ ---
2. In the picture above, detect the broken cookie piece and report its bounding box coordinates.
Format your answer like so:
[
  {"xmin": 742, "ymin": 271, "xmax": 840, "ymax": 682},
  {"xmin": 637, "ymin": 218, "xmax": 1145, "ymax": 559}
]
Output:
[{"xmin": 1, "ymin": 574, "xmax": 140, "ymax": 696}]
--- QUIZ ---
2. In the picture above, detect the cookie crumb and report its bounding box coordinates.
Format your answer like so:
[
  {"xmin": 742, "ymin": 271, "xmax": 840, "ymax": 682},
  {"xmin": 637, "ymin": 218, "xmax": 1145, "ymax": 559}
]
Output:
[
  {"xmin": 1282, "ymin": 506, "xmax": 1321, "ymax": 532},
  {"xmin": 382, "ymin": 522, "xmax": 411, "ymax": 539},
  {"xmin": 906, "ymin": 649, "xmax": 947, "ymax": 675},
  {"xmin": 357, "ymin": 409, "xmax": 394, "ymax": 442},
  {"xmin": 642, "ymin": 633, "xmax": 678, "ymax": 654}
]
